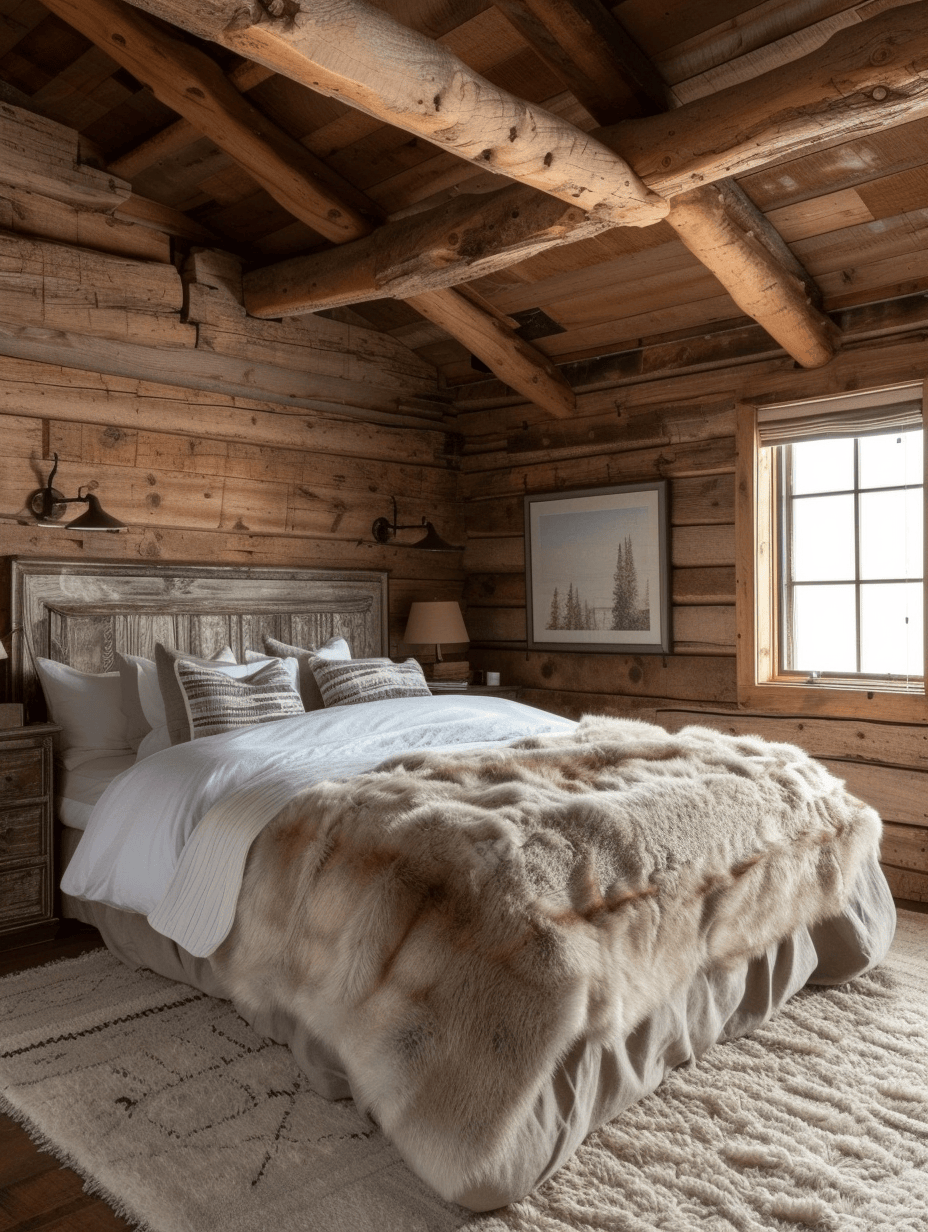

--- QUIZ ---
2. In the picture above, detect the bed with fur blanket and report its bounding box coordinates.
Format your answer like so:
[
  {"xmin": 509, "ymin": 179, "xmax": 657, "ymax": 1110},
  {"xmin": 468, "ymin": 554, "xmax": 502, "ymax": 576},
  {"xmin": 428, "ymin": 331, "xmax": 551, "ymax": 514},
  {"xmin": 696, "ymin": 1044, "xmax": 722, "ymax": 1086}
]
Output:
[{"xmin": 207, "ymin": 714, "xmax": 894, "ymax": 1209}]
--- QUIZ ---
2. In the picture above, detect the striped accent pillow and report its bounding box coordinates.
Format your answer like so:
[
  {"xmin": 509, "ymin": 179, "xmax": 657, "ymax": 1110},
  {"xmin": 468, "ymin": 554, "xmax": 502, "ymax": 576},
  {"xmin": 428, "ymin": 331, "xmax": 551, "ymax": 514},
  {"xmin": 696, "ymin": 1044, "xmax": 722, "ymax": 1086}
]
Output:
[
  {"xmin": 175, "ymin": 658, "xmax": 304, "ymax": 739},
  {"xmin": 311, "ymin": 657, "xmax": 431, "ymax": 707}
]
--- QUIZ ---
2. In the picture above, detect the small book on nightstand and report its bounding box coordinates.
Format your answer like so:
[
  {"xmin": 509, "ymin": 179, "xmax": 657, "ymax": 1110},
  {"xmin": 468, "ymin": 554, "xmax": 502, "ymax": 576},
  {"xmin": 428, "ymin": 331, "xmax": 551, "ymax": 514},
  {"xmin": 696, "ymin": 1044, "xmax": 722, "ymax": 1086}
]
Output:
[
  {"xmin": 423, "ymin": 660, "xmax": 471, "ymax": 683},
  {"xmin": 427, "ymin": 680, "xmax": 468, "ymax": 691}
]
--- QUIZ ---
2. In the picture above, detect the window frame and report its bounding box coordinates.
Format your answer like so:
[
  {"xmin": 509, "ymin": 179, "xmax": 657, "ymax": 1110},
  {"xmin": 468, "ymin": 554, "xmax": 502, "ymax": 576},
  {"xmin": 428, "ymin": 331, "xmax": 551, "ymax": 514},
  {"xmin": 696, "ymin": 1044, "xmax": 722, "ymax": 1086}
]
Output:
[{"xmin": 735, "ymin": 388, "xmax": 928, "ymax": 721}]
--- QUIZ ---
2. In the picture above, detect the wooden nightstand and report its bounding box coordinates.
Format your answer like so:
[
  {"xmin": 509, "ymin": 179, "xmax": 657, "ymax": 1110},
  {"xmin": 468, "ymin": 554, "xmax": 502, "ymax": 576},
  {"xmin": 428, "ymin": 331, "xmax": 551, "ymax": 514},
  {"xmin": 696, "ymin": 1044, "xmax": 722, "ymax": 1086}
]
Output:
[
  {"xmin": 429, "ymin": 685, "xmax": 524, "ymax": 701},
  {"xmin": 0, "ymin": 724, "xmax": 59, "ymax": 950}
]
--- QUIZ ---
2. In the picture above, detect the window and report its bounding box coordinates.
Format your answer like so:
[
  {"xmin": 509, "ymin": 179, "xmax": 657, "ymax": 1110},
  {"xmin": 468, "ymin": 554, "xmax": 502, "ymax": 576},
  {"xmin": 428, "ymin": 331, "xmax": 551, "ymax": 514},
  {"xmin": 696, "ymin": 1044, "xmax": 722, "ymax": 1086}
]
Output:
[{"xmin": 736, "ymin": 382, "xmax": 926, "ymax": 720}]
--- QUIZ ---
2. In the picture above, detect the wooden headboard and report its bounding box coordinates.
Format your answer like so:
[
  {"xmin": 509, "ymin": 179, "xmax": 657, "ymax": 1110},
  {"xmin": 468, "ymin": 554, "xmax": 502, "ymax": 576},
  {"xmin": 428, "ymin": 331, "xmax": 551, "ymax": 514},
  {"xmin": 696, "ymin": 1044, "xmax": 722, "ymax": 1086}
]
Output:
[{"xmin": 8, "ymin": 558, "xmax": 389, "ymax": 721}]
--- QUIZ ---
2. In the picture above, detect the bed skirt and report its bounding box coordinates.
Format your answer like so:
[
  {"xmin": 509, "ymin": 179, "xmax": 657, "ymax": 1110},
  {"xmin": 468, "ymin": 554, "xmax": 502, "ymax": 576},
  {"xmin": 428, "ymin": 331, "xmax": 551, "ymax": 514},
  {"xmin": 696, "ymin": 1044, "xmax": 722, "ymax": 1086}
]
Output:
[{"xmin": 59, "ymin": 827, "xmax": 896, "ymax": 1210}]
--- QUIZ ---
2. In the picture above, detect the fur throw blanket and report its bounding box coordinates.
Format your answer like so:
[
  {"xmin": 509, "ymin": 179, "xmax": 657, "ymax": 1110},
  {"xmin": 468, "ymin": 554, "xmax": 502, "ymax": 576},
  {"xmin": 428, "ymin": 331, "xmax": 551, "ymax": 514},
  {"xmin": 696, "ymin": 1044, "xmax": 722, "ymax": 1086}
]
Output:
[{"xmin": 215, "ymin": 717, "xmax": 881, "ymax": 1203}]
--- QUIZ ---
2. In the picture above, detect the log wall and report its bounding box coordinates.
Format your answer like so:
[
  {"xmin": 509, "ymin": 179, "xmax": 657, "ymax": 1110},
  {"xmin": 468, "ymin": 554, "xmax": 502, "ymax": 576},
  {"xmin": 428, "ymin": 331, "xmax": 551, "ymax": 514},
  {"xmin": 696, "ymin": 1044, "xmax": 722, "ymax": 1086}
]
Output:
[
  {"xmin": 0, "ymin": 183, "xmax": 464, "ymax": 666},
  {"xmin": 459, "ymin": 331, "xmax": 928, "ymax": 901}
]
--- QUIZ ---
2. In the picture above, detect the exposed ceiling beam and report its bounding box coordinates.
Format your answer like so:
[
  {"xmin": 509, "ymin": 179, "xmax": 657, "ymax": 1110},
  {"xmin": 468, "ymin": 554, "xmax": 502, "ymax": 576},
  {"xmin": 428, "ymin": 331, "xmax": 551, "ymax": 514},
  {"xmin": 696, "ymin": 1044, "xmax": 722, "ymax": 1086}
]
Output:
[
  {"xmin": 241, "ymin": 0, "xmax": 836, "ymax": 366},
  {"xmin": 492, "ymin": 0, "xmax": 834, "ymax": 367},
  {"xmin": 44, "ymin": 0, "xmax": 577, "ymax": 417},
  {"xmin": 406, "ymin": 288, "xmax": 576, "ymax": 419},
  {"xmin": 243, "ymin": 182, "xmax": 611, "ymax": 316},
  {"xmin": 602, "ymin": 0, "xmax": 928, "ymax": 198},
  {"xmin": 109, "ymin": 59, "xmax": 275, "ymax": 180},
  {"xmin": 120, "ymin": 0, "xmax": 668, "ymax": 229},
  {"xmin": 40, "ymin": 0, "xmax": 377, "ymax": 242},
  {"xmin": 666, "ymin": 185, "xmax": 837, "ymax": 368}
]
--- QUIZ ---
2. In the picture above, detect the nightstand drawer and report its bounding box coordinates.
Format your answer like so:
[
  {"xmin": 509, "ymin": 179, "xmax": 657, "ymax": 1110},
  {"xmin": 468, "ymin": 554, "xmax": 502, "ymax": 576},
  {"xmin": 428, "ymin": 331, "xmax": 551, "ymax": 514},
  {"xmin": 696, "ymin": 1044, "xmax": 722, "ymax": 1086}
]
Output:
[
  {"xmin": 0, "ymin": 864, "xmax": 47, "ymax": 927},
  {"xmin": 0, "ymin": 748, "xmax": 44, "ymax": 802},
  {"xmin": 0, "ymin": 804, "xmax": 46, "ymax": 862}
]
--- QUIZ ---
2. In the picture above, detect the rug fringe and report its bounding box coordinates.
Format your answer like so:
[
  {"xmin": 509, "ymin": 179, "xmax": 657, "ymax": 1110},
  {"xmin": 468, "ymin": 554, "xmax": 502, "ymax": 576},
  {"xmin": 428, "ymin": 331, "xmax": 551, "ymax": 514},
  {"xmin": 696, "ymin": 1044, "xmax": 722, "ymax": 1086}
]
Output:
[{"xmin": 0, "ymin": 1091, "xmax": 156, "ymax": 1232}]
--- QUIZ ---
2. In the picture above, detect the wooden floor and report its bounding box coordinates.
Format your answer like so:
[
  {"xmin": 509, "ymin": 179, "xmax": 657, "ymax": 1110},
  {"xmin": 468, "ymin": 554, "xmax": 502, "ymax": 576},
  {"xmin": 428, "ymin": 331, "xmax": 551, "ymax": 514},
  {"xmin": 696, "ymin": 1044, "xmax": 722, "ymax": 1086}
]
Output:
[
  {"xmin": 0, "ymin": 925, "xmax": 133, "ymax": 1232},
  {"xmin": 2, "ymin": 902, "xmax": 927, "ymax": 1232}
]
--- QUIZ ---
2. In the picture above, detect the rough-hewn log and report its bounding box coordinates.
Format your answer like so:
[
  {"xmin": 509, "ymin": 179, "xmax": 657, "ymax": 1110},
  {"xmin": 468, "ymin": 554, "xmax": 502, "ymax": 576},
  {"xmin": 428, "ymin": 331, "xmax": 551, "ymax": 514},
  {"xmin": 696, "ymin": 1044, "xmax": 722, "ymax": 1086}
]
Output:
[
  {"xmin": 665, "ymin": 184, "xmax": 838, "ymax": 368},
  {"xmin": 406, "ymin": 288, "xmax": 577, "ymax": 419},
  {"xmin": 120, "ymin": 0, "xmax": 668, "ymax": 228},
  {"xmin": 40, "ymin": 0, "xmax": 376, "ymax": 242},
  {"xmin": 109, "ymin": 60, "xmax": 275, "ymax": 179},
  {"xmin": 243, "ymin": 183, "xmax": 606, "ymax": 317},
  {"xmin": 603, "ymin": 0, "xmax": 928, "ymax": 197}
]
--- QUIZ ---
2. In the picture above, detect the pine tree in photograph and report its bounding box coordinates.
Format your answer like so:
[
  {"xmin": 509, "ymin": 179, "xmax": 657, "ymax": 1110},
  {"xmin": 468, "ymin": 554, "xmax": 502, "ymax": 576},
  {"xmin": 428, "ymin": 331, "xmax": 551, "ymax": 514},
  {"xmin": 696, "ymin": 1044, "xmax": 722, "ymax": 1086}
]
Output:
[
  {"xmin": 547, "ymin": 586, "xmax": 561, "ymax": 630},
  {"xmin": 612, "ymin": 535, "xmax": 644, "ymax": 630}
]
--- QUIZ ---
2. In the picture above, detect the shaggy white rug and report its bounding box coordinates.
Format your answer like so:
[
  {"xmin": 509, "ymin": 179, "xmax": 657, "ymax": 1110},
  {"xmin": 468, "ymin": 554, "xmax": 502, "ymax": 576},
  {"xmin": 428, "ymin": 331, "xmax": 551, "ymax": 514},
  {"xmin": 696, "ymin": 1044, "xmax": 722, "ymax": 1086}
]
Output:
[{"xmin": 1, "ymin": 912, "xmax": 926, "ymax": 1232}]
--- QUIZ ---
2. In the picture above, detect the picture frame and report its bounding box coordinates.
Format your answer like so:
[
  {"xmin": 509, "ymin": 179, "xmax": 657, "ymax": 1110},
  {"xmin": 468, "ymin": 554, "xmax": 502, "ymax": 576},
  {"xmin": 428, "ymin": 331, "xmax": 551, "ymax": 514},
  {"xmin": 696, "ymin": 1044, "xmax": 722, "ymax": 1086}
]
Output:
[{"xmin": 524, "ymin": 481, "xmax": 670, "ymax": 654}]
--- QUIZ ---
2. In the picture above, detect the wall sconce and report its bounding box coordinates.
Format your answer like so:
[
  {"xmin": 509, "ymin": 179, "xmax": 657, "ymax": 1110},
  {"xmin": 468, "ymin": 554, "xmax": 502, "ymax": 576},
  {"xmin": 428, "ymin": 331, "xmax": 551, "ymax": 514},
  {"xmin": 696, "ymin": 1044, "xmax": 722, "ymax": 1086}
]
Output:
[
  {"xmin": 372, "ymin": 496, "xmax": 461, "ymax": 552},
  {"xmin": 30, "ymin": 454, "xmax": 127, "ymax": 532}
]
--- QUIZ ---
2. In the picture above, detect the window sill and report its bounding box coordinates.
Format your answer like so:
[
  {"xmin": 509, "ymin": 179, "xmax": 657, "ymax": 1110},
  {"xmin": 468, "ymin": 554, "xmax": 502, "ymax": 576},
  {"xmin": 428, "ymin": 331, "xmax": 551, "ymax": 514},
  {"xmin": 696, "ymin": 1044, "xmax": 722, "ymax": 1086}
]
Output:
[{"xmin": 737, "ymin": 678, "xmax": 928, "ymax": 721}]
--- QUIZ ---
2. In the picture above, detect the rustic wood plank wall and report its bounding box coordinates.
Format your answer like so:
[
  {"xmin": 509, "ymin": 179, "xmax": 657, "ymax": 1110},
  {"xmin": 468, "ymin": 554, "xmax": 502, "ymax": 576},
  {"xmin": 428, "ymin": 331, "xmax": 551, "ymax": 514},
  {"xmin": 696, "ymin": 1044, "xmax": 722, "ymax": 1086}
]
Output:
[
  {"xmin": 0, "ymin": 187, "xmax": 464, "ymax": 665},
  {"xmin": 458, "ymin": 331, "xmax": 928, "ymax": 901}
]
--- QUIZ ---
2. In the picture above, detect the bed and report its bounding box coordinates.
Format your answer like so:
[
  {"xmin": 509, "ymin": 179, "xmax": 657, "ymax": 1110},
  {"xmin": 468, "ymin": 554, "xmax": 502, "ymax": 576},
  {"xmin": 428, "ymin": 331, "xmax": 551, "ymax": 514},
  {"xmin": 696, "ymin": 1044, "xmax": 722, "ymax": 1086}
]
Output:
[{"xmin": 8, "ymin": 557, "xmax": 896, "ymax": 1213}]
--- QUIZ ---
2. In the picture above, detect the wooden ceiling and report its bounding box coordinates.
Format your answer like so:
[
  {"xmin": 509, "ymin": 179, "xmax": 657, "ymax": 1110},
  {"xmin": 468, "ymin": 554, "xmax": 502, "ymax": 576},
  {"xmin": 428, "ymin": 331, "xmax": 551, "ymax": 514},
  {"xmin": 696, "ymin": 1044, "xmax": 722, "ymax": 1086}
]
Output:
[{"xmin": 2, "ymin": 0, "xmax": 927, "ymax": 415}]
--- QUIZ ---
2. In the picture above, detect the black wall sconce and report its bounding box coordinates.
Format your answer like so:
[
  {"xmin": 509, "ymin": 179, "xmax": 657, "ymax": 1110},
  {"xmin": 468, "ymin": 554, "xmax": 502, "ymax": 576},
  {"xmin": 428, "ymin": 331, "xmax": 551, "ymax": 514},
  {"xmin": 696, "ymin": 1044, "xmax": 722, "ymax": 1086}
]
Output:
[
  {"xmin": 372, "ymin": 496, "xmax": 461, "ymax": 552},
  {"xmin": 30, "ymin": 454, "xmax": 127, "ymax": 532}
]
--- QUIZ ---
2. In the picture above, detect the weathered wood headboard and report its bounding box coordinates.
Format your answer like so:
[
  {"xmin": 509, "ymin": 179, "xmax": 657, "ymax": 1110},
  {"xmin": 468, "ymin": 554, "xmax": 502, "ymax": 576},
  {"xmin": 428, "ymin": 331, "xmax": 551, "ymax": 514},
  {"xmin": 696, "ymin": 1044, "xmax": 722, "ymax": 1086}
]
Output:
[{"xmin": 8, "ymin": 558, "xmax": 389, "ymax": 721}]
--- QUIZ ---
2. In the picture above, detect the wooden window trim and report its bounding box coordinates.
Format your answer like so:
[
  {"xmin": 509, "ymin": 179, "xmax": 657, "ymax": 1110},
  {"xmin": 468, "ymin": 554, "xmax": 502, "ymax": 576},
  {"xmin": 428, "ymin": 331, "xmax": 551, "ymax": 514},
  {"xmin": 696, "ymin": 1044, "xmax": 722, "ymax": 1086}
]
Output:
[{"xmin": 735, "ymin": 397, "xmax": 928, "ymax": 722}]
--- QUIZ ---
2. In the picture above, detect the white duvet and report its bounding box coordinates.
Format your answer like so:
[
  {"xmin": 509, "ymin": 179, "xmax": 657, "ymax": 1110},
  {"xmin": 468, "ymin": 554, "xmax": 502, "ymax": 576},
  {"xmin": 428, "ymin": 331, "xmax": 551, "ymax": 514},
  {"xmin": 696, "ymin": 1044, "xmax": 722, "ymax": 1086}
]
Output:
[{"xmin": 62, "ymin": 695, "xmax": 575, "ymax": 953}]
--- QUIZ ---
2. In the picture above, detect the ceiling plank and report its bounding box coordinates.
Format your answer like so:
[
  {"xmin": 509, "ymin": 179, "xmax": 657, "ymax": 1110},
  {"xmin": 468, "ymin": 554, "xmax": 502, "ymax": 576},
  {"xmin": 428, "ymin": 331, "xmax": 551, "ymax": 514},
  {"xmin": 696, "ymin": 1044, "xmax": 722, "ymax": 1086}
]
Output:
[
  {"xmin": 121, "ymin": 0, "xmax": 669, "ymax": 228},
  {"xmin": 406, "ymin": 287, "xmax": 577, "ymax": 418},
  {"xmin": 39, "ymin": 0, "xmax": 377, "ymax": 242},
  {"xmin": 493, "ymin": 0, "xmax": 674, "ymax": 118},
  {"xmin": 109, "ymin": 60, "xmax": 276, "ymax": 179}
]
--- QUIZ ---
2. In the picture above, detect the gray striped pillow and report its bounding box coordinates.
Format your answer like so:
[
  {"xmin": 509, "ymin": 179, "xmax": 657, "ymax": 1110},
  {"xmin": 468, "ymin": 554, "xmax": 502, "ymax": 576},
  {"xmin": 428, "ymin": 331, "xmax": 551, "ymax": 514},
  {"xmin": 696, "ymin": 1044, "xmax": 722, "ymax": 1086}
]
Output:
[
  {"xmin": 175, "ymin": 658, "xmax": 304, "ymax": 739},
  {"xmin": 311, "ymin": 657, "xmax": 431, "ymax": 707}
]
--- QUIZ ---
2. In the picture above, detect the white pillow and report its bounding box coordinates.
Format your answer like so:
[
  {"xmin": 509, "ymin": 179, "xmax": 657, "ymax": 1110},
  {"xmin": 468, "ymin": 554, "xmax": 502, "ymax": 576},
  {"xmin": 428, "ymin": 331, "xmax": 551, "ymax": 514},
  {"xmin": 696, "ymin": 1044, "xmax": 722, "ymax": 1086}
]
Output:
[{"xmin": 36, "ymin": 658, "xmax": 132, "ymax": 760}]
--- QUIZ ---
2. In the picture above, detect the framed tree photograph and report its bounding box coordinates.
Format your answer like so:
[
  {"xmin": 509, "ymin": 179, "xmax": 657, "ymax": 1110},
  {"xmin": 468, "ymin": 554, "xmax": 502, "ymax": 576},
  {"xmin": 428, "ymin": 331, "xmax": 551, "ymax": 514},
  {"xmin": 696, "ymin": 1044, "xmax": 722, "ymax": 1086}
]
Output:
[{"xmin": 524, "ymin": 481, "xmax": 670, "ymax": 654}]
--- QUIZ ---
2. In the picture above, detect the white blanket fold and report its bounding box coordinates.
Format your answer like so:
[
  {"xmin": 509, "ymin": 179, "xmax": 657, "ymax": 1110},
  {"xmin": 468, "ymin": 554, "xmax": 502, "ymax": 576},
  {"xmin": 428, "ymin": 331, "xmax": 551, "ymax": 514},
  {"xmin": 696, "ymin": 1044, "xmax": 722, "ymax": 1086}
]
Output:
[{"xmin": 213, "ymin": 716, "xmax": 882, "ymax": 1203}]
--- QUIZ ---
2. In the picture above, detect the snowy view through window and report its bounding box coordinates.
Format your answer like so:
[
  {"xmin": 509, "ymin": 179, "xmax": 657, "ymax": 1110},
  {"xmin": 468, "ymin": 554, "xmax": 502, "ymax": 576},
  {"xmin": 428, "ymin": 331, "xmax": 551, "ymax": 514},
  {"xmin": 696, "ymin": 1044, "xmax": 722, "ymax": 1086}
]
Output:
[{"xmin": 782, "ymin": 429, "xmax": 924, "ymax": 678}]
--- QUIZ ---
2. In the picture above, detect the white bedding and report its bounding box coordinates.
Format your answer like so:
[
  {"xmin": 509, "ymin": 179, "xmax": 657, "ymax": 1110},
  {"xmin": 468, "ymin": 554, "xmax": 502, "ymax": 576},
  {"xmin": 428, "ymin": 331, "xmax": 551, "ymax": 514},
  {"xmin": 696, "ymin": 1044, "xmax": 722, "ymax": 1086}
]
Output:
[
  {"xmin": 62, "ymin": 696, "xmax": 575, "ymax": 951},
  {"xmin": 57, "ymin": 752, "xmax": 138, "ymax": 830}
]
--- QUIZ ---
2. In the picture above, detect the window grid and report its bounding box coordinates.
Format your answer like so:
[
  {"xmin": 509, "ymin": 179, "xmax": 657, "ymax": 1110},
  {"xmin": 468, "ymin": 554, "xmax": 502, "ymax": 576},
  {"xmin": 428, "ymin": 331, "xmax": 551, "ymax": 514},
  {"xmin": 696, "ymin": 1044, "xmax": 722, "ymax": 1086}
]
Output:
[{"xmin": 778, "ymin": 437, "xmax": 924, "ymax": 679}]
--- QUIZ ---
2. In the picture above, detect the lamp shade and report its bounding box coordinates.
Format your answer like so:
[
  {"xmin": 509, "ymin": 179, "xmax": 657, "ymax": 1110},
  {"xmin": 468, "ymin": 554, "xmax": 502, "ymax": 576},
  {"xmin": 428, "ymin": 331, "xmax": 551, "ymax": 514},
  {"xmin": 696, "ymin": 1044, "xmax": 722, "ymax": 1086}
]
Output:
[
  {"xmin": 403, "ymin": 601, "xmax": 468, "ymax": 647},
  {"xmin": 65, "ymin": 493, "xmax": 127, "ymax": 532},
  {"xmin": 0, "ymin": 639, "xmax": 7, "ymax": 662}
]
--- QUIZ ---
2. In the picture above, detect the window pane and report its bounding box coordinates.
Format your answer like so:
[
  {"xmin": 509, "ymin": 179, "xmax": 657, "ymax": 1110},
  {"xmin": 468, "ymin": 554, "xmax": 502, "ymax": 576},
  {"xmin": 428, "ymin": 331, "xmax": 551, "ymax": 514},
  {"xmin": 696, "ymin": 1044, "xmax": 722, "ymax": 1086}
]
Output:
[
  {"xmin": 791, "ymin": 585, "xmax": 857, "ymax": 672},
  {"xmin": 791, "ymin": 438, "xmax": 854, "ymax": 494},
  {"xmin": 791, "ymin": 494, "xmax": 855, "ymax": 581},
  {"xmin": 859, "ymin": 429, "xmax": 923, "ymax": 489},
  {"xmin": 859, "ymin": 489, "xmax": 923, "ymax": 581},
  {"xmin": 860, "ymin": 582, "xmax": 924, "ymax": 675}
]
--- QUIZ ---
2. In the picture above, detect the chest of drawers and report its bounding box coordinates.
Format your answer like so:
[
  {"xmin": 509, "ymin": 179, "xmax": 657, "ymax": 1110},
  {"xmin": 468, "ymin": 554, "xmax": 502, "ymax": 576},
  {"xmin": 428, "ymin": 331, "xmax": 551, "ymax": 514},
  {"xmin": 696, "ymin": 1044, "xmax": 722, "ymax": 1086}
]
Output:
[{"xmin": 0, "ymin": 724, "xmax": 59, "ymax": 949}]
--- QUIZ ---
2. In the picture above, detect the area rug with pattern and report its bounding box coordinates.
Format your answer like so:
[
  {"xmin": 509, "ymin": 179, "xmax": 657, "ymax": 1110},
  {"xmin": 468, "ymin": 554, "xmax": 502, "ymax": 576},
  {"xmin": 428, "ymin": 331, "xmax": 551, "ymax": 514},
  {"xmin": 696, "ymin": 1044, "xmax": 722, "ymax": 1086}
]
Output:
[{"xmin": 1, "ymin": 910, "xmax": 926, "ymax": 1232}]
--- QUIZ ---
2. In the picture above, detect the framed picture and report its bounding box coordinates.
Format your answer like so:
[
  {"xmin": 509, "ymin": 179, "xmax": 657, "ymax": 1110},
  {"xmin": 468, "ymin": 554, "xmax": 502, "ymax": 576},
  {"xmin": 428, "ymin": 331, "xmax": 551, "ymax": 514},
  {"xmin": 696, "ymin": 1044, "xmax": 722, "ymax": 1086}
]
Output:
[{"xmin": 524, "ymin": 481, "xmax": 670, "ymax": 654}]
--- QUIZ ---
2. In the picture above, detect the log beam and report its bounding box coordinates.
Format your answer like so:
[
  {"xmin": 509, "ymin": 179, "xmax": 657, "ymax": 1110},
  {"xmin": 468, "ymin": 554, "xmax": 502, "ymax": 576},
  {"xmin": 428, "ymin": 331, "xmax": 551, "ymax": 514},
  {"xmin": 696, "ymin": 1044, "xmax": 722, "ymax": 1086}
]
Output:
[
  {"xmin": 122, "ymin": 0, "xmax": 668, "ymax": 229},
  {"xmin": 243, "ymin": 182, "xmax": 609, "ymax": 317},
  {"xmin": 406, "ymin": 288, "xmax": 577, "ymax": 419},
  {"xmin": 109, "ymin": 61, "xmax": 276, "ymax": 180},
  {"xmin": 665, "ymin": 185, "xmax": 837, "ymax": 368},
  {"xmin": 39, "ymin": 0, "xmax": 376, "ymax": 242},
  {"xmin": 602, "ymin": 0, "xmax": 928, "ymax": 198}
]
